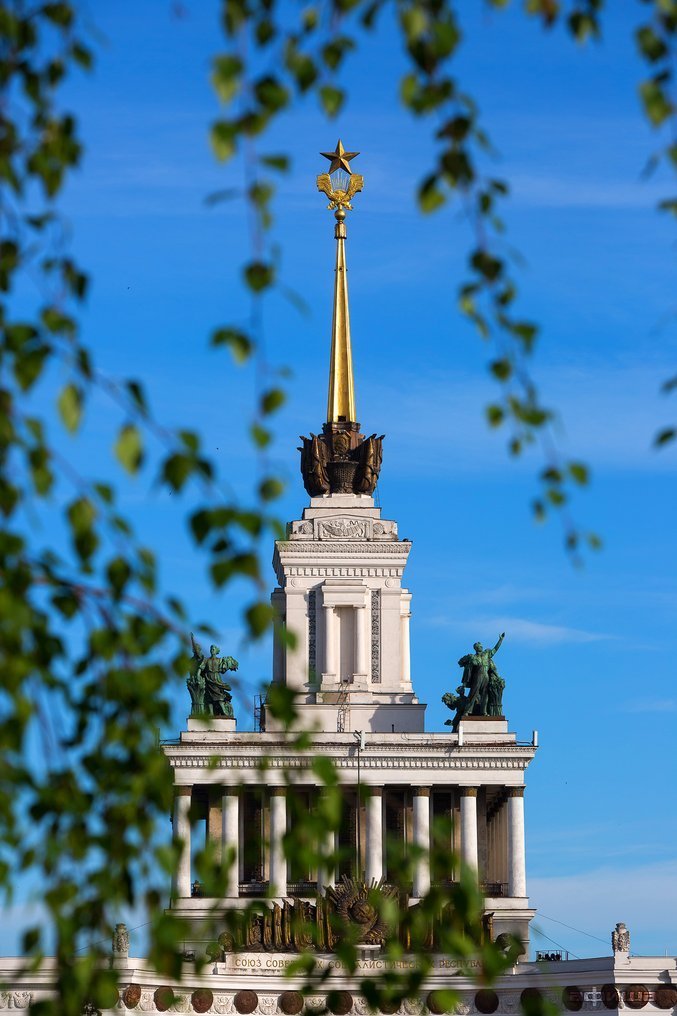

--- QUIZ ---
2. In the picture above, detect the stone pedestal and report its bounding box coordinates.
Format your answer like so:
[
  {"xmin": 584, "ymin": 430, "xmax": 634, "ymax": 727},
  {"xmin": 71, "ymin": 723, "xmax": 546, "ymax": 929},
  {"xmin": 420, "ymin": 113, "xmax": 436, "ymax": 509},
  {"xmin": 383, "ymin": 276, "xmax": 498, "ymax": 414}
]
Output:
[{"xmin": 187, "ymin": 717, "xmax": 237, "ymax": 733}]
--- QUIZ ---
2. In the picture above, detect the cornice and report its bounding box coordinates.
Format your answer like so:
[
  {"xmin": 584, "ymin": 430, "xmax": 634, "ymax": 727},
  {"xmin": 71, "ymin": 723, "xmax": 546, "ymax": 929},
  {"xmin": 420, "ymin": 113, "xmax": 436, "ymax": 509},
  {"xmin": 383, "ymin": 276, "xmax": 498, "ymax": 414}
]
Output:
[
  {"xmin": 275, "ymin": 540, "xmax": 411, "ymax": 557},
  {"xmin": 164, "ymin": 750, "xmax": 534, "ymax": 772}
]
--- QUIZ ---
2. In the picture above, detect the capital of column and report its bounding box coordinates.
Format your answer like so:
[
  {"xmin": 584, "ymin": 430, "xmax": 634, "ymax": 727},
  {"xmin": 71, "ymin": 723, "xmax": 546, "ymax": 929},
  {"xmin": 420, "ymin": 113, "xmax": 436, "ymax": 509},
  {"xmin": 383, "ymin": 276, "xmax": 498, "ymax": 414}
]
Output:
[
  {"xmin": 414, "ymin": 787, "xmax": 431, "ymax": 798},
  {"xmin": 270, "ymin": 787, "xmax": 286, "ymax": 798},
  {"xmin": 507, "ymin": 787, "xmax": 525, "ymax": 798},
  {"xmin": 366, "ymin": 786, "xmax": 383, "ymax": 796},
  {"xmin": 175, "ymin": 786, "xmax": 192, "ymax": 797},
  {"xmin": 461, "ymin": 786, "xmax": 478, "ymax": 798}
]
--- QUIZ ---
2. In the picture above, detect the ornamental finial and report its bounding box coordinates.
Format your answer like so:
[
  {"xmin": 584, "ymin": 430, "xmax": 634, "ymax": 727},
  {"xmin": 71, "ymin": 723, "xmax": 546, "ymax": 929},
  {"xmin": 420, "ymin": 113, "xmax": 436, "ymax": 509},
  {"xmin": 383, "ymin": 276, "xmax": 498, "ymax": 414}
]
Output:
[
  {"xmin": 317, "ymin": 141, "xmax": 362, "ymax": 425},
  {"xmin": 298, "ymin": 143, "xmax": 383, "ymax": 498},
  {"xmin": 317, "ymin": 139, "xmax": 364, "ymax": 216}
]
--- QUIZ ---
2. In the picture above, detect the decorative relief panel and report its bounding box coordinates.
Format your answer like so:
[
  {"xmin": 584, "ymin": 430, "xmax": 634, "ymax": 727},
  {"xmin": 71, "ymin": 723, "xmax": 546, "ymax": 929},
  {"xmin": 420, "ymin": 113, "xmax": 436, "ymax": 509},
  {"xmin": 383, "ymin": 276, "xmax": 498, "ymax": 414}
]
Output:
[
  {"xmin": 371, "ymin": 589, "xmax": 381, "ymax": 683},
  {"xmin": 287, "ymin": 518, "xmax": 399, "ymax": 541},
  {"xmin": 317, "ymin": 518, "xmax": 368, "ymax": 540},
  {"xmin": 213, "ymin": 995, "xmax": 235, "ymax": 1014},
  {"xmin": 308, "ymin": 589, "xmax": 317, "ymax": 681},
  {"xmin": 0, "ymin": 994, "xmax": 32, "ymax": 1011}
]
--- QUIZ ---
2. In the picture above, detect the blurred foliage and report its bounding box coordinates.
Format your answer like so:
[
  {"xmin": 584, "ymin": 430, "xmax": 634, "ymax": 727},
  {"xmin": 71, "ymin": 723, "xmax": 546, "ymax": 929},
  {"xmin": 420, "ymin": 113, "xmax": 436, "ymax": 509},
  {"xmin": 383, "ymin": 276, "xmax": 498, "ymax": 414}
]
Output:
[{"xmin": 0, "ymin": 0, "xmax": 676, "ymax": 1011}]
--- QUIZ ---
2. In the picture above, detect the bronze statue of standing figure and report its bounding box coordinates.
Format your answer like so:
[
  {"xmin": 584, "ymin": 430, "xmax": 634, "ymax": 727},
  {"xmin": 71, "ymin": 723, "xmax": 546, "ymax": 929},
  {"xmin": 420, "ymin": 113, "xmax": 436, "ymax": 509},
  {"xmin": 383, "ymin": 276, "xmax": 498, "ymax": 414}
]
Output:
[
  {"xmin": 187, "ymin": 634, "xmax": 237, "ymax": 718},
  {"xmin": 443, "ymin": 633, "xmax": 506, "ymax": 730}
]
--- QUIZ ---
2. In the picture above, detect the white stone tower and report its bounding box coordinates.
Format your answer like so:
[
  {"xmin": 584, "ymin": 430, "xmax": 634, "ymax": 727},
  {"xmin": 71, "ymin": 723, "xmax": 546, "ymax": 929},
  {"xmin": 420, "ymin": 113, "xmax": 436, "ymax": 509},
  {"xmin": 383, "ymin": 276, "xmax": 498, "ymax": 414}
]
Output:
[{"xmin": 163, "ymin": 141, "xmax": 537, "ymax": 955}]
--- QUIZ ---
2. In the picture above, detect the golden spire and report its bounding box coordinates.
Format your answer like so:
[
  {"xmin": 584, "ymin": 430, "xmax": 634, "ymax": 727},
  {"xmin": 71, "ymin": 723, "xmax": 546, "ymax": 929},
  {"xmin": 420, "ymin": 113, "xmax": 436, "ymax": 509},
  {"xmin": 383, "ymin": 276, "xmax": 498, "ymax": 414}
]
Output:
[{"xmin": 317, "ymin": 140, "xmax": 364, "ymax": 425}]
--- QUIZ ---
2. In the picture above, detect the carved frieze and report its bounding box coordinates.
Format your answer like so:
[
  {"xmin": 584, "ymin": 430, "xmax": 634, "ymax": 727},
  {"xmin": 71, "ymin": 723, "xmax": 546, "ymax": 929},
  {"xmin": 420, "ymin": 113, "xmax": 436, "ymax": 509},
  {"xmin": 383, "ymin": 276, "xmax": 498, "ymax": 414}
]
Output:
[
  {"xmin": 279, "ymin": 539, "xmax": 407, "ymax": 555},
  {"xmin": 287, "ymin": 517, "xmax": 398, "ymax": 542},
  {"xmin": 371, "ymin": 589, "xmax": 381, "ymax": 683},
  {"xmin": 0, "ymin": 995, "xmax": 32, "ymax": 1011},
  {"xmin": 308, "ymin": 589, "xmax": 317, "ymax": 681},
  {"xmin": 169, "ymin": 753, "xmax": 530, "ymax": 772}
]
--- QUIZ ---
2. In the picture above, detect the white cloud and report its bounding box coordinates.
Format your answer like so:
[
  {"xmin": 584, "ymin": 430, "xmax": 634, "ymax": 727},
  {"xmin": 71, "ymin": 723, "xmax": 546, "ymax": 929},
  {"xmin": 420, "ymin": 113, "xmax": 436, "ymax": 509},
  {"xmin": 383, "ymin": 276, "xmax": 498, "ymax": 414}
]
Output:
[
  {"xmin": 510, "ymin": 173, "xmax": 668, "ymax": 210},
  {"xmin": 530, "ymin": 860, "xmax": 677, "ymax": 957},
  {"xmin": 364, "ymin": 359, "xmax": 676, "ymax": 477},
  {"xmin": 618, "ymin": 698, "xmax": 677, "ymax": 714},
  {"xmin": 426, "ymin": 614, "xmax": 611, "ymax": 646}
]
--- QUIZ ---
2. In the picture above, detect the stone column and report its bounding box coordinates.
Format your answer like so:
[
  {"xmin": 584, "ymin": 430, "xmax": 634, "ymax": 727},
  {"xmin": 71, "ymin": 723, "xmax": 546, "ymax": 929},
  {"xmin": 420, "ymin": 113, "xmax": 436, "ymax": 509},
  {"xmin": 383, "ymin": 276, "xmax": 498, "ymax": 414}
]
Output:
[
  {"xmin": 400, "ymin": 593, "xmax": 412, "ymax": 686},
  {"xmin": 269, "ymin": 788, "xmax": 288, "ymax": 897},
  {"xmin": 208, "ymin": 791, "xmax": 222, "ymax": 867},
  {"xmin": 354, "ymin": 604, "xmax": 368, "ymax": 680},
  {"xmin": 365, "ymin": 788, "xmax": 383, "ymax": 883},
  {"xmin": 507, "ymin": 787, "xmax": 527, "ymax": 897},
  {"xmin": 271, "ymin": 588, "xmax": 285, "ymax": 684},
  {"xmin": 172, "ymin": 787, "xmax": 192, "ymax": 899},
  {"xmin": 500, "ymin": 799, "xmax": 508, "ymax": 885},
  {"xmin": 412, "ymin": 788, "xmax": 431, "ymax": 898},
  {"xmin": 460, "ymin": 788, "xmax": 479, "ymax": 880},
  {"xmin": 222, "ymin": 789, "xmax": 239, "ymax": 897},
  {"xmin": 323, "ymin": 605, "xmax": 337, "ymax": 680},
  {"xmin": 317, "ymin": 826, "xmax": 336, "ymax": 892},
  {"xmin": 487, "ymin": 813, "xmax": 494, "ymax": 882}
]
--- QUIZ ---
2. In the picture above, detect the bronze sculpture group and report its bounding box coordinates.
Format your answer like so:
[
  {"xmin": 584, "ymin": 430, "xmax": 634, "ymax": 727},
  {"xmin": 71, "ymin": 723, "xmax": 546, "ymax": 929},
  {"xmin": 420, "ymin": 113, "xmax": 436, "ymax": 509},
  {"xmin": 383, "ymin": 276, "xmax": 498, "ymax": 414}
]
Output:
[
  {"xmin": 443, "ymin": 633, "xmax": 506, "ymax": 732},
  {"xmin": 187, "ymin": 635, "xmax": 237, "ymax": 718}
]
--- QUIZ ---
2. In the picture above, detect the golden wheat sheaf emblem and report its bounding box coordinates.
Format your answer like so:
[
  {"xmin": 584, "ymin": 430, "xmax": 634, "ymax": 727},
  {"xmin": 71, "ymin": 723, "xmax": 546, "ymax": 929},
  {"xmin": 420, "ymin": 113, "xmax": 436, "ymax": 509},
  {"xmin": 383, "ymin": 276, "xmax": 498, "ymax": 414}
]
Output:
[
  {"xmin": 325, "ymin": 876, "xmax": 398, "ymax": 944},
  {"xmin": 316, "ymin": 173, "xmax": 364, "ymax": 211}
]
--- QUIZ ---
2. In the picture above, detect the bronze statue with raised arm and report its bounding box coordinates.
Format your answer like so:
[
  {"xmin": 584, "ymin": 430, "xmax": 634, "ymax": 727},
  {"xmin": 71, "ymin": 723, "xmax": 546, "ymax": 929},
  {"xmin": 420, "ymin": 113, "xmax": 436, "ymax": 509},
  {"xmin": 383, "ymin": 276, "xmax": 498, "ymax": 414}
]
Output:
[{"xmin": 444, "ymin": 633, "xmax": 506, "ymax": 728}]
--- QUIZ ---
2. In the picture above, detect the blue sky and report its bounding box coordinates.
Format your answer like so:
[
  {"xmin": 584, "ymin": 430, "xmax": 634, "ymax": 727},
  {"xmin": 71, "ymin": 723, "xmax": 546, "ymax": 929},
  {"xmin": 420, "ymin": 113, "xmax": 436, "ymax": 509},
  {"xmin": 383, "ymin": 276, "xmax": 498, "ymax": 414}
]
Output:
[{"xmin": 4, "ymin": 1, "xmax": 677, "ymax": 958}]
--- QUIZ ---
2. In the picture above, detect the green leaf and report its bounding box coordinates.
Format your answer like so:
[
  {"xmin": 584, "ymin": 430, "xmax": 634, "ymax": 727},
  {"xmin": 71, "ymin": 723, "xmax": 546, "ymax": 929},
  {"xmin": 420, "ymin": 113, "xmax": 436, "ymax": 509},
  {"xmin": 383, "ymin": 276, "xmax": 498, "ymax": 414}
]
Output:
[
  {"xmin": 486, "ymin": 404, "xmax": 504, "ymax": 427},
  {"xmin": 260, "ymin": 154, "xmax": 289, "ymax": 172},
  {"xmin": 126, "ymin": 380, "xmax": 147, "ymax": 414},
  {"xmin": 66, "ymin": 497, "xmax": 98, "ymax": 562},
  {"xmin": 284, "ymin": 45, "xmax": 318, "ymax": 91},
  {"xmin": 568, "ymin": 461, "xmax": 589, "ymax": 485},
  {"xmin": 490, "ymin": 359, "xmax": 512, "ymax": 381},
  {"xmin": 640, "ymin": 80, "xmax": 673, "ymax": 126},
  {"xmin": 260, "ymin": 388, "xmax": 285, "ymax": 414},
  {"xmin": 106, "ymin": 556, "xmax": 131, "ymax": 599},
  {"xmin": 254, "ymin": 76, "xmax": 290, "ymax": 112},
  {"xmin": 259, "ymin": 476, "xmax": 284, "ymax": 501},
  {"xmin": 114, "ymin": 423, "xmax": 143, "ymax": 474},
  {"xmin": 654, "ymin": 426, "xmax": 675, "ymax": 447},
  {"xmin": 246, "ymin": 600, "xmax": 275, "ymax": 638},
  {"xmin": 319, "ymin": 84, "xmax": 345, "ymax": 117},
  {"xmin": 658, "ymin": 198, "xmax": 677, "ymax": 217},
  {"xmin": 57, "ymin": 383, "xmax": 82, "ymax": 433},
  {"xmin": 250, "ymin": 422, "xmax": 271, "ymax": 448},
  {"xmin": 265, "ymin": 682, "xmax": 298, "ymax": 725},
  {"xmin": 43, "ymin": 3, "xmax": 74, "ymax": 27},
  {"xmin": 243, "ymin": 261, "xmax": 274, "ymax": 292},
  {"xmin": 211, "ymin": 120, "xmax": 237, "ymax": 161},
  {"xmin": 211, "ymin": 327, "xmax": 252, "ymax": 363},
  {"xmin": 212, "ymin": 54, "xmax": 243, "ymax": 103},
  {"xmin": 636, "ymin": 25, "xmax": 667, "ymax": 63},
  {"xmin": 471, "ymin": 249, "xmax": 502, "ymax": 281},
  {"xmin": 418, "ymin": 175, "xmax": 446, "ymax": 213}
]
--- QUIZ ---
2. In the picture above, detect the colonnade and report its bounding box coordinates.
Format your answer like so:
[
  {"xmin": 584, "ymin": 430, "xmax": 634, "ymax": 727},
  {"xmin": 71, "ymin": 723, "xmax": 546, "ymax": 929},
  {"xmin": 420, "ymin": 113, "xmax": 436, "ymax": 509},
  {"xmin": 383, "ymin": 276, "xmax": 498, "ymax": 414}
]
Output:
[{"xmin": 171, "ymin": 785, "xmax": 527, "ymax": 902}]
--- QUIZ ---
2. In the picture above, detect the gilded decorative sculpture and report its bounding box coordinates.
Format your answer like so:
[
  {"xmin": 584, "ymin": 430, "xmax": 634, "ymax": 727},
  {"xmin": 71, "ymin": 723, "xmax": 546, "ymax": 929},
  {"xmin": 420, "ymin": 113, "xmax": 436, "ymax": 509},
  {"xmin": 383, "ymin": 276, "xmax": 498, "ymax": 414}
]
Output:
[{"xmin": 298, "ymin": 142, "xmax": 384, "ymax": 498}]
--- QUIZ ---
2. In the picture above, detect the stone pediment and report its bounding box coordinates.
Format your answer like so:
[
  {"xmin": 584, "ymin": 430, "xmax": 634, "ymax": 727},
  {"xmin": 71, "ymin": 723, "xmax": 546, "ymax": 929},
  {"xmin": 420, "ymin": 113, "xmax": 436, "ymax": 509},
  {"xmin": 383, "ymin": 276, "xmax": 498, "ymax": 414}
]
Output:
[{"xmin": 288, "ymin": 515, "xmax": 397, "ymax": 541}]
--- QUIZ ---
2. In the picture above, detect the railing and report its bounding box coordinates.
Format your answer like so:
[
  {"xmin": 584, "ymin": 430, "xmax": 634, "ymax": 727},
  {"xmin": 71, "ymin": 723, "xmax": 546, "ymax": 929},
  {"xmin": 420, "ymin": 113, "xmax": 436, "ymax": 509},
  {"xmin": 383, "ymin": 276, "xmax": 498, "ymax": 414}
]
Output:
[
  {"xmin": 536, "ymin": 950, "xmax": 563, "ymax": 962},
  {"xmin": 481, "ymin": 881, "xmax": 508, "ymax": 897},
  {"xmin": 287, "ymin": 881, "xmax": 318, "ymax": 897},
  {"xmin": 197, "ymin": 878, "xmax": 509, "ymax": 899},
  {"xmin": 238, "ymin": 881, "xmax": 269, "ymax": 897}
]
